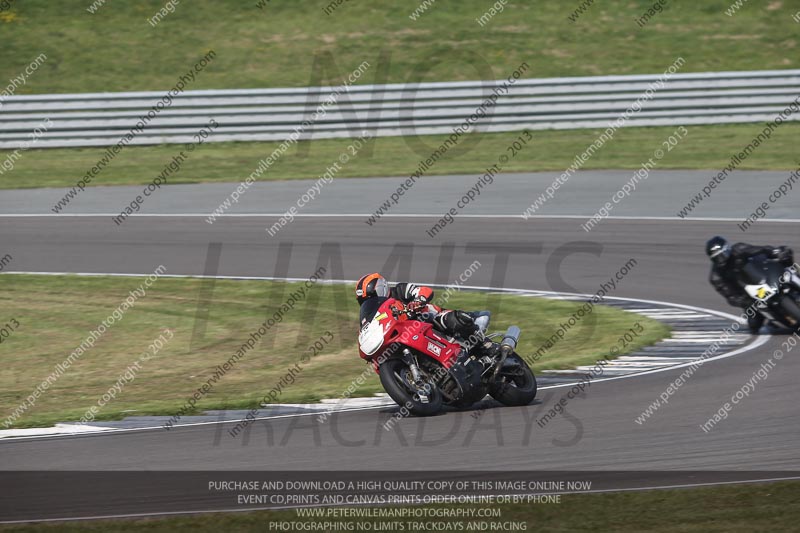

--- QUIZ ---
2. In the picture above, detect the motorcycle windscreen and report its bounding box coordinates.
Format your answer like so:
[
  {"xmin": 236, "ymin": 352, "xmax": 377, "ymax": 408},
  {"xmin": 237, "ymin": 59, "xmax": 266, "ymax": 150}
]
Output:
[
  {"xmin": 743, "ymin": 254, "xmax": 783, "ymax": 285},
  {"xmin": 359, "ymin": 297, "xmax": 389, "ymax": 326},
  {"xmin": 741, "ymin": 254, "xmax": 772, "ymax": 284}
]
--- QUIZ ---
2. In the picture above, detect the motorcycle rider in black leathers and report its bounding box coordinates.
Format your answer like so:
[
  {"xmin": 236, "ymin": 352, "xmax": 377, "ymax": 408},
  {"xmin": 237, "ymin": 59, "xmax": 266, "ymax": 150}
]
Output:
[
  {"xmin": 355, "ymin": 273, "xmax": 491, "ymax": 351},
  {"xmin": 705, "ymin": 236, "xmax": 795, "ymax": 333}
]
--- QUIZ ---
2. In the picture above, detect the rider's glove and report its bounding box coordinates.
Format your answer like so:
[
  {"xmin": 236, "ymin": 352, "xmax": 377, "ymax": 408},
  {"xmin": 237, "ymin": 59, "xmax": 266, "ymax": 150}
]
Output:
[
  {"xmin": 407, "ymin": 300, "xmax": 426, "ymax": 313},
  {"xmin": 773, "ymin": 246, "xmax": 792, "ymax": 264}
]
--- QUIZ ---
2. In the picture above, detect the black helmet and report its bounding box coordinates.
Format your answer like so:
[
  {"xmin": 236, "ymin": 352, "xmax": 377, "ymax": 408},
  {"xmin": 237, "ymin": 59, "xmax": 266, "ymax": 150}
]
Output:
[
  {"xmin": 706, "ymin": 236, "xmax": 731, "ymax": 266},
  {"xmin": 354, "ymin": 273, "xmax": 389, "ymax": 304}
]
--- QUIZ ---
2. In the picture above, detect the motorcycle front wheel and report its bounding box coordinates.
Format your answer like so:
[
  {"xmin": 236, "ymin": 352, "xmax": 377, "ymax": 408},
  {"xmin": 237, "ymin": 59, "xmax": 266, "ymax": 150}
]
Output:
[
  {"xmin": 379, "ymin": 358, "xmax": 443, "ymax": 416},
  {"xmin": 780, "ymin": 296, "xmax": 800, "ymax": 328}
]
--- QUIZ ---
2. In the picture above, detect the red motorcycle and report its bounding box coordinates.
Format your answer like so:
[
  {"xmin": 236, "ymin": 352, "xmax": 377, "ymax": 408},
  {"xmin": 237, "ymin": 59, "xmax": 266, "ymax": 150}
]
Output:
[{"xmin": 357, "ymin": 297, "xmax": 537, "ymax": 415}]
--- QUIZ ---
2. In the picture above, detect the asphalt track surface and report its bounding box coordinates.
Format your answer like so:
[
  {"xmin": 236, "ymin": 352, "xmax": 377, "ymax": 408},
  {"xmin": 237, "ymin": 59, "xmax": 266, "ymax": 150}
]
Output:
[
  {"xmin": 2, "ymin": 169, "xmax": 800, "ymax": 219},
  {"xmin": 1, "ymin": 171, "xmax": 800, "ymax": 521}
]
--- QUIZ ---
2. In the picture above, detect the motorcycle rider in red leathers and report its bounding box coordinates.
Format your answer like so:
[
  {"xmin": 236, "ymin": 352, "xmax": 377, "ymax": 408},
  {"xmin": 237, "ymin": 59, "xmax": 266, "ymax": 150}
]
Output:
[{"xmin": 355, "ymin": 273, "xmax": 491, "ymax": 353}]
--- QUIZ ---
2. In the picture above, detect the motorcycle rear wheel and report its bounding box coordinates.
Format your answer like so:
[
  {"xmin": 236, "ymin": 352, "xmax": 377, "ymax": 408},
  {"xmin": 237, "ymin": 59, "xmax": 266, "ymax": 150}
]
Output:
[
  {"xmin": 489, "ymin": 353, "xmax": 537, "ymax": 406},
  {"xmin": 379, "ymin": 358, "xmax": 443, "ymax": 416}
]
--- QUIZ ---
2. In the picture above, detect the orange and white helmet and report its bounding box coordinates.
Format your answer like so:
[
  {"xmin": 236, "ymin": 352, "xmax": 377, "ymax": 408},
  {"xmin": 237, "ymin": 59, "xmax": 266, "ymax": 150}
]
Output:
[{"xmin": 355, "ymin": 273, "xmax": 389, "ymax": 304}]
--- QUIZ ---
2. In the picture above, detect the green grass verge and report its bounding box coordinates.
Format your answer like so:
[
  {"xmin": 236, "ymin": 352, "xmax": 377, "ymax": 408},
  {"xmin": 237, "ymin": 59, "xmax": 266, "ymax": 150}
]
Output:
[
  {"xmin": 2, "ymin": 481, "xmax": 798, "ymax": 532},
  {"xmin": 0, "ymin": 1, "xmax": 798, "ymax": 93},
  {"xmin": 2, "ymin": 123, "xmax": 799, "ymax": 191},
  {"xmin": 2, "ymin": 2, "xmax": 797, "ymax": 191},
  {"xmin": 0, "ymin": 274, "xmax": 668, "ymax": 428}
]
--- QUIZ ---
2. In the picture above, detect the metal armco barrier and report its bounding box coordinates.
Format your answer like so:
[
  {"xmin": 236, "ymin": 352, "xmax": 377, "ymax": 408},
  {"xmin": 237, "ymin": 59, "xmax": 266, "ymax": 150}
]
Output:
[{"xmin": 1, "ymin": 69, "xmax": 798, "ymax": 149}]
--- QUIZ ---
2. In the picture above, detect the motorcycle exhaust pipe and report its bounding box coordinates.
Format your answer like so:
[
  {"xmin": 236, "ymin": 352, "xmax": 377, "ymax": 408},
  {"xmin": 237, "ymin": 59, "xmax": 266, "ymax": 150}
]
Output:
[
  {"xmin": 494, "ymin": 326, "xmax": 520, "ymax": 377},
  {"xmin": 500, "ymin": 326, "xmax": 520, "ymax": 355}
]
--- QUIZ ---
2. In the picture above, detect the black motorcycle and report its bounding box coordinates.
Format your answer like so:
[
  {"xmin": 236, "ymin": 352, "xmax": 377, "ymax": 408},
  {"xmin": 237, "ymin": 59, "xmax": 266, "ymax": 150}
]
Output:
[{"xmin": 740, "ymin": 253, "xmax": 800, "ymax": 329}]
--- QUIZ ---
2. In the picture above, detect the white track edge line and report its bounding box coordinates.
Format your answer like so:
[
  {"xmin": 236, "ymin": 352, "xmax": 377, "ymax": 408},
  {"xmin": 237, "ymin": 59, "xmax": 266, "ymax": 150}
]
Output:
[
  {"xmin": 1, "ymin": 213, "xmax": 800, "ymax": 223},
  {"xmin": 0, "ymin": 273, "xmax": 763, "ymax": 441}
]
